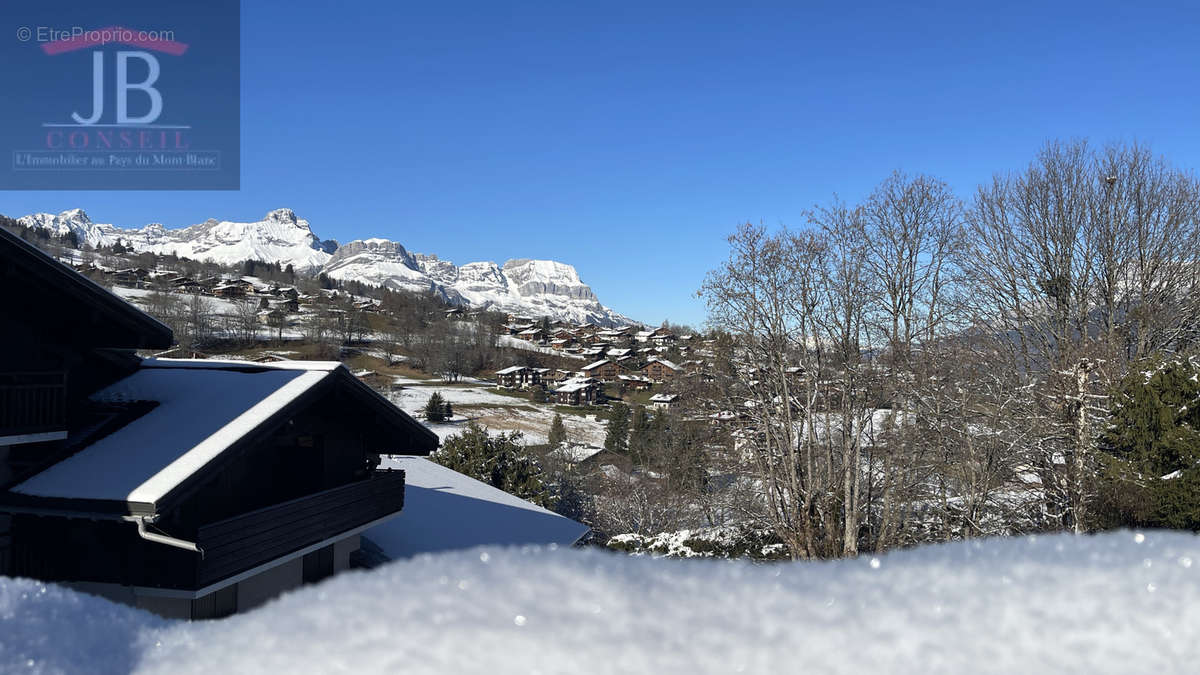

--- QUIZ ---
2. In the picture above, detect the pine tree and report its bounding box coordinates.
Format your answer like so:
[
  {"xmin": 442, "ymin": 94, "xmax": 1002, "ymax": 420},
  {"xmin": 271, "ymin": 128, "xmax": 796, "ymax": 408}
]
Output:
[
  {"xmin": 1096, "ymin": 356, "xmax": 1200, "ymax": 529},
  {"xmin": 424, "ymin": 392, "xmax": 447, "ymax": 422},
  {"xmin": 444, "ymin": 400, "xmax": 454, "ymax": 420},
  {"xmin": 548, "ymin": 413, "xmax": 568, "ymax": 448},
  {"xmin": 604, "ymin": 402, "xmax": 631, "ymax": 455},
  {"xmin": 436, "ymin": 423, "xmax": 553, "ymax": 507}
]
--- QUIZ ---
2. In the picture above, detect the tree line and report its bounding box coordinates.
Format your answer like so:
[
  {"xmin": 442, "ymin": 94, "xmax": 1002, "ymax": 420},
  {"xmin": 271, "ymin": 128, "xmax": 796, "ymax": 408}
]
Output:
[{"xmin": 700, "ymin": 139, "xmax": 1200, "ymax": 559}]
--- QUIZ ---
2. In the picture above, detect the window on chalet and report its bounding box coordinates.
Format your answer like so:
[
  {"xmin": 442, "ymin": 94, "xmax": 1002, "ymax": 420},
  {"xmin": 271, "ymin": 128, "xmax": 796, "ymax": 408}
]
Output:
[
  {"xmin": 191, "ymin": 583, "xmax": 238, "ymax": 620},
  {"xmin": 302, "ymin": 544, "xmax": 335, "ymax": 584}
]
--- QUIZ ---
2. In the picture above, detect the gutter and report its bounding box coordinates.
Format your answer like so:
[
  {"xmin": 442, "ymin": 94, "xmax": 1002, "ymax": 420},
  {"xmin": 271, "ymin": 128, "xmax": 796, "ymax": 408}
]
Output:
[{"xmin": 127, "ymin": 515, "xmax": 204, "ymax": 557}]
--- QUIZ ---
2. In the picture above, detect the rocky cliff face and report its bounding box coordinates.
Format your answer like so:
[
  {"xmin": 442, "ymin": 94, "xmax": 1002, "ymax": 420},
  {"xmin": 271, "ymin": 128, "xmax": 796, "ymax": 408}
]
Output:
[
  {"xmin": 326, "ymin": 241, "xmax": 629, "ymax": 326},
  {"xmin": 19, "ymin": 208, "xmax": 631, "ymax": 326}
]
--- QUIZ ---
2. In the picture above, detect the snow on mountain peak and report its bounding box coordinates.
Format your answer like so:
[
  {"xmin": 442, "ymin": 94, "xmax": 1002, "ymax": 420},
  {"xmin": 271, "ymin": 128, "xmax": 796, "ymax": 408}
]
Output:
[
  {"xmin": 61, "ymin": 208, "xmax": 91, "ymax": 224},
  {"xmin": 325, "ymin": 248, "xmax": 627, "ymax": 324},
  {"xmin": 16, "ymin": 208, "xmax": 632, "ymax": 325},
  {"xmin": 265, "ymin": 207, "xmax": 299, "ymax": 225}
]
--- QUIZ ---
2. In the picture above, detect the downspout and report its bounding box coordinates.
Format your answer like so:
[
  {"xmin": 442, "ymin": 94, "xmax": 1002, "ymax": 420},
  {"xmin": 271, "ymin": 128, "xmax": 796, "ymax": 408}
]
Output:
[{"xmin": 127, "ymin": 516, "xmax": 204, "ymax": 558}]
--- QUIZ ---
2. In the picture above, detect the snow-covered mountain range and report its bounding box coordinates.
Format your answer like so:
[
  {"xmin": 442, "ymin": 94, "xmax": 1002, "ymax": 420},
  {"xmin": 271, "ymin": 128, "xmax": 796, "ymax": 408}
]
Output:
[{"xmin": 17, "ymin": 208, "xmax": 632, "ymax": 326}]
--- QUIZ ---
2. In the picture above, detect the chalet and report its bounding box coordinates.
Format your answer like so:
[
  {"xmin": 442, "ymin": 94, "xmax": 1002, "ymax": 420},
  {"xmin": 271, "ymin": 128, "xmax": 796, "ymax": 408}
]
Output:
[
  {"xmin": 581, "ymin": 359, "xmax": 622, "ymax": 381},
  {"xmin": 617, "ymin": 374, "xmax": 654, "ymax": 391},
  {"xmin": 542, "ymin": 369, "xmax": 573, "ymax": 384},
  {"xmin": 516, "ymin": 328, "xmax": 545, "ymax": 342},
  {"xmin": 642, "ymin": 357, "xmax": 683, "ymax": 382},
  {"xmin": 112, "ymin": 267, "xmax": 150, "ymax": 288},
  {"xmin": 495, "ymin": 365, "xmax": 541, "ymax": 389},
  {"xmin": 0, "ymin": 228, "xmax": 438, "ymax": 620},
  {"xmin": 270, "ymin": 297, "xmax": 301, "ymax": 313},
  {"xmin": 212, "ymin": 279, "xmax": 252, "ymax": 298},
  {"xmin": 495, "ymin": 365, "xmax": 524, "ymax": 388},
  {"xmin": 353, "ymin": 299, "xmax": 380, "ymax": 313},
  {"xmin": 595, "ymin": 329, "xmax": 625, "ymax": 343},
  {"xmin": 270, "ymin": 286, "xmax": 301, "ymax": 301},
  {"xmin": 552, "ymin": 378, "xmax": 601, "ymax": 406},
  {"xmin": 169, "ymin": 275, "xmax": 201, "ymax": 292},
  {"xmin": 196, "ymin": 276, "xmax": 221, "ymax": 293},
  {"xmin": 649, "ymin": 393, "xmax": 679, "ymax": 410}
]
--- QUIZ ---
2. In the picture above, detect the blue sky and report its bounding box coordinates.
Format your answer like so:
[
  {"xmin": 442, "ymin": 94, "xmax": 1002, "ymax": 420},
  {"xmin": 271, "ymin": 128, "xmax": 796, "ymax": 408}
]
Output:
[{"xmin": 3, "ymin": 0, "xmax": 1200, "ymax": 326}]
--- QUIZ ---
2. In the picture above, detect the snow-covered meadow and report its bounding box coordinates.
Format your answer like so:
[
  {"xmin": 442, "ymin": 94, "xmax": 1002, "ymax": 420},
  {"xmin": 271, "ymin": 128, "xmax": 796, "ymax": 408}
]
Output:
[
  {"xmin": 4, "ymin": 531, "xmax": 1200, "ymax": 674},
  {"xmin": 387, "ymin": 382, "xmax": 608, "ymax": 446}
]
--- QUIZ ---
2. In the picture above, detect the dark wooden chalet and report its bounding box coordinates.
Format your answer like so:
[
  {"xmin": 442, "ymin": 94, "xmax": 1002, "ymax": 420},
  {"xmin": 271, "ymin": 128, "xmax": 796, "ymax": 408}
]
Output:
[
  {"xmin": 642, "ymin": 357, "xmax": 683, "ymax": 382},
  {"xmin": 495, "ymin": 365, "xmax": 541, "ymax": 389},
  {"xmin": 0, "ymin": 228, "xmax": 437, "ymax": 619},
  {"xmin": 552, "ymin": 378, "xmax": 601, "ymax": 406}
]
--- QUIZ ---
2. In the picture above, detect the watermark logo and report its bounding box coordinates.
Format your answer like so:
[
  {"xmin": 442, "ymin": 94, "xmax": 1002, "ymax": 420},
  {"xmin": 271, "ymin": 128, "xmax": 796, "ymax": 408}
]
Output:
[{"xmin": 2, "ymin": 3, "xmax": 240, "ymax": 190}]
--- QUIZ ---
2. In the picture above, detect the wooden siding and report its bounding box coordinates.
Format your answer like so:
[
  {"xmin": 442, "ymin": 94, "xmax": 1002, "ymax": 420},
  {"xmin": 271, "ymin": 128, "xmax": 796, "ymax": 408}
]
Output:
[
  {"xmin": 0, "ymin": 371, "xmax": 67, "ymax": 437},
  {"xmin": 195, "ymin": 469, "xmax": 405, "ymax": 587}
]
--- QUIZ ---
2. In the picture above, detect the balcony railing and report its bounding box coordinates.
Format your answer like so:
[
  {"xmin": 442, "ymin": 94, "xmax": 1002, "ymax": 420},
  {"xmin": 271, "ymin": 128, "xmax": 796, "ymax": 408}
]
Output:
[
  {"xmin": 194, "ymin": 469, "xmax": 406, "ymax": 587},
  {"xmin": 0, "ymin": 371, "xmax": 67, "ymax": 439}
]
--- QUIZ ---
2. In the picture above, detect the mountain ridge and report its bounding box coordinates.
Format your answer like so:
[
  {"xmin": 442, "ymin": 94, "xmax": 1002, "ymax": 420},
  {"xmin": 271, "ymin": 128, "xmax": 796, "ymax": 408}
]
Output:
[{"xmin": 16, "ymin": 208, "xmax": 634, "ymax": 327}]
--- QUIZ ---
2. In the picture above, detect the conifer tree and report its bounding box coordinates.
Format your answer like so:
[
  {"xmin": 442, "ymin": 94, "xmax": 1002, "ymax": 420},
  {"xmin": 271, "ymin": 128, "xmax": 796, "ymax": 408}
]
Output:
[
  {"xmin": 436, "ymin": 423, "xmax": 553, "ymax": 507},
  {"xmin": 604, "ymin": 402, "xmax": 631, "ymax": 455},
  {"xmin": 548, "ymin": 413, "xmax": 568, "ymax": 448},
  {"xmin": 424, "ymin": 391, "xmax": 447, "ymax": 422},
  {"xmin": 1096, "ymin": 357, "xmax": 1200, "ymax": 529}
]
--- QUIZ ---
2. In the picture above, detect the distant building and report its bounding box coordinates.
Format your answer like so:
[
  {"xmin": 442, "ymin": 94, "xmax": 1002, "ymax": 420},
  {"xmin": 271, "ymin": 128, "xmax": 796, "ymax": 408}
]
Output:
[
  {"xmin": 642, "ymin": 357, "xmax": 683, "ymax": 382},
  {"xmin": 649, "ymin": 393, "xmax": 679, "ymax": 410},
  {"xmin": 581, "ymin": 359, "xmax": 623, "ymax": 381},
  {"xmin": 494, "ymin": 365, "xmax": 541, "ymax": 389},
  {"xmin": 552, "ymin": 378, "xmax": 601, "ymax": 406}
]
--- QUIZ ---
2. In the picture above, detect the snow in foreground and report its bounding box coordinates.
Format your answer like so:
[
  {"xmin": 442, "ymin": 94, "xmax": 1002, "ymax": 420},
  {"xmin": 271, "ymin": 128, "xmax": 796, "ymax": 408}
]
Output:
[{"xmin": 4, "ymin": 531, "xmax": 1200, "ymax": 674}]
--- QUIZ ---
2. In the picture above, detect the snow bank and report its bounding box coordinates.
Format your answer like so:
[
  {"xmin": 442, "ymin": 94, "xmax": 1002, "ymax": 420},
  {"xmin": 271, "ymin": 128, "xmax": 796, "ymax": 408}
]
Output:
[{"xmin": 5, "ymin": 531, "xmax": 1200, "ymax": 674}]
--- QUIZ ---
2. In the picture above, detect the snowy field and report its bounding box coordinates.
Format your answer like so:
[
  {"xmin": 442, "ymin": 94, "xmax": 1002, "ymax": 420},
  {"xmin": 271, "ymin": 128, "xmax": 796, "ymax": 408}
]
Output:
[
  {"xmin": 388, "ymin": 384, "xmax": 608, "ymax": 446},
  {"xmin": 4, "ymin": 531, "xmax": 1200, "ymax": 674}
]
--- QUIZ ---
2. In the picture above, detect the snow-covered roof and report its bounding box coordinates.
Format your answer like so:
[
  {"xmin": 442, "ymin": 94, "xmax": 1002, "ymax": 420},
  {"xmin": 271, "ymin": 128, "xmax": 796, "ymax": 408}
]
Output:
[
  {"xmin": 649, "ymin": 393, "xmax": 679, "ymax": 403},
  {"xmin": 13, "ymin": 359, "xmax": 338, "ymax": 507},
  {"xmin": 364, "ymin": 456, "xmax": 588, "ymax": 557},
  {"xmin": 582, "ymin": 359, "xmax": 611, "ymax": 371},
  {"xmin": 646, "ymin": 358, "xmax": 682, "ymax": 371},
  {"xmin": 495, "ymin": 366, "xmax": 528, "ymax": 375},
  {"xmin": 551, "ymin": 444, "xmax": 605, "ymax": 464},
  {"xmin": 555, "ymin": 379, "xmax": 597, "ymax": 393}
]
